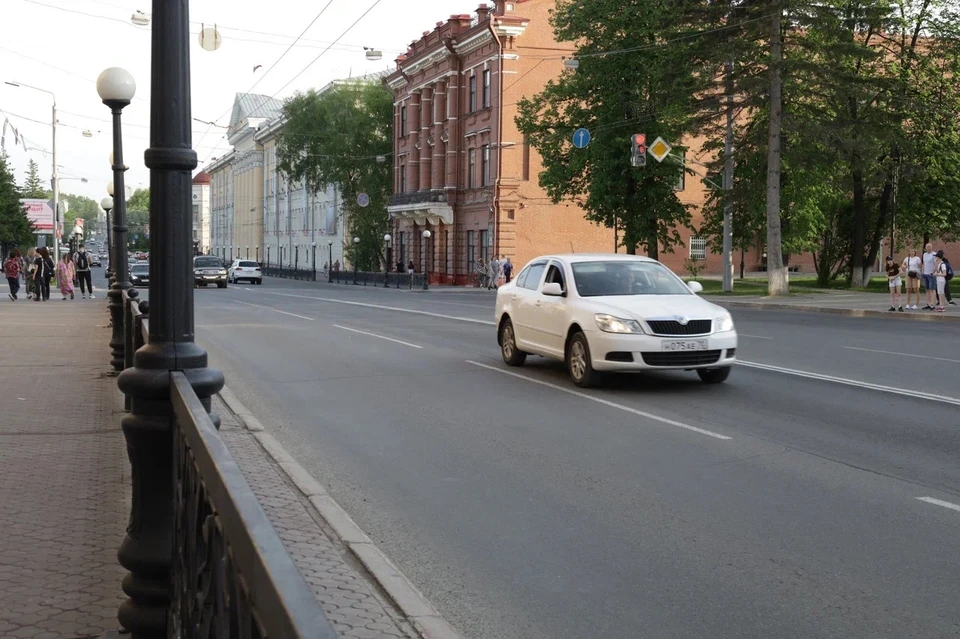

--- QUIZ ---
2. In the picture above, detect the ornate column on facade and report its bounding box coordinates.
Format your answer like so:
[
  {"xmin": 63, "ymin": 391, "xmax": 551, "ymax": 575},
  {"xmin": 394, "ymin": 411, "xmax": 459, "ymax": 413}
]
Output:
[
  {"xmin": 419, "ymin": 86, "xmax": 433, "ymax": 192},
  {"xmin": 408, "ymin": 92, "xmax": 421, "ymax": 193},
  {"xmin": 432, "ymin": 81, "xmax": 447, "ymax": 189},
  {"xmin": 445, "ymin": 75, "xmax": 458, "ymax": 190}
]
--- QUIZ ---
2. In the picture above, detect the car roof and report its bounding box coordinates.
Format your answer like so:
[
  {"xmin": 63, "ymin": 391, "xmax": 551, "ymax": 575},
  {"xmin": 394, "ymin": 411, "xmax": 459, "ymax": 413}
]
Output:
[{"xmin": 530, "ymin": 254, "xmax": 660, "ymax": 264}]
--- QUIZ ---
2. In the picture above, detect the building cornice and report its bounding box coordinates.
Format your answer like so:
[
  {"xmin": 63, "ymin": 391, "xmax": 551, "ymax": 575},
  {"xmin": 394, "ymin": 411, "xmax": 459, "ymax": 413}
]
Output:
[
  {"xmin": 204, "ymin": 151, "xmax": 235, "ymax": 174},
  {"xmin": 401, "ymin": 46, "xmax": 452, "ymax": 76},
  {"xmin": 453, "ymin": 29, "xmax": 494, "ymax": 56},
  {"xmin": 385, "ymin": 73, "xmax": 408, "ymax": 90}
]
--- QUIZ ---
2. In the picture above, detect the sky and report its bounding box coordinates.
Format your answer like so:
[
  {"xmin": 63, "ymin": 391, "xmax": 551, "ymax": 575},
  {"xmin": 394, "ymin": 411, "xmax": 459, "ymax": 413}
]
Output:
[{"xmin": 0, "ymin": 0, "xmax": 467, "ymax": 206}]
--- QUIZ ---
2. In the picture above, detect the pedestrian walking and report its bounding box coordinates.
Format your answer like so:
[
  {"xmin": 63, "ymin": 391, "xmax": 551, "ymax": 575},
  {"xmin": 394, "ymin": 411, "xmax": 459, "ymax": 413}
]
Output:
[
  {"xmin": 934, "ymin": 251, "xmax": 948, "ymax": 312},
  {"xmin": 74, "ymin": 243, "xmax": 94, "ymax": 299},
  {"xmin": 922, "ymin": 242, "xmax": 938, "ymax": 309},
  {"xmin": 33, "ymin": 247, "xmax": 54, "ymax": 302},
  {"xmin": 4, "ymin": 249, "xmax": 22, "ymax": 301},
  {"xmin": 57, "ymin": 252, "xmax": 76, "ymax": 301},
  {"xmin": 901, "ymin": 248, "xmax": 921, "ymax": 309},
  {"xmin": 942, "ymin": 255, "xmax": 955, "ymax": 306},
  {"xmin": 475, "ymin": 258, "xmax": 487, "ymax": 288},
  {"xmin": 407, "ymin": 260, "xmax": 415, "ymax": 274},
  {"xmin": 23, "ymin": 248, "xmax": 37, "ymax": 300},
  {"xmin": 884, "ymin": 256, "xmax": 903, "ymax": 312},
  {"xmin": 487, "ymin": 257, "xmax": 500, "ymax": 290},
  {"xmin": 502, "ymin": 257, "xmax": 513, "ymax": 283}
]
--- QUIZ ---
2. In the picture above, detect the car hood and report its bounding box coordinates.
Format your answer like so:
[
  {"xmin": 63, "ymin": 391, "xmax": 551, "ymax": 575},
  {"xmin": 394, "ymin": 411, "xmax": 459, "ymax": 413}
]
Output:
[{"xmin": 586, "ymin": 295, "xmax": 725, "ymax": 321}]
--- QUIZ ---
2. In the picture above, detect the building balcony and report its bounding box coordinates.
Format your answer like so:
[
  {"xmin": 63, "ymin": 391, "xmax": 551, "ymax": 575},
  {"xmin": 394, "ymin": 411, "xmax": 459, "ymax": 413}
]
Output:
[{"xmin": 388, "ymin": 190, "xmax": 454, "ymax": 226}]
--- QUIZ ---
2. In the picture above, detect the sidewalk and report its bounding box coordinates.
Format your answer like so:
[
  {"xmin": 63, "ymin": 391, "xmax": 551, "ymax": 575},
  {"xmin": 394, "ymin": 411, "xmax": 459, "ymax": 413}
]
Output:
[
  {"xmin": 0, "ymin": 301, "xmax": 129, "ymax": 638},
  {"xmin": 706, "ymin": 291, "xmax": 960, "ymax": 322}
]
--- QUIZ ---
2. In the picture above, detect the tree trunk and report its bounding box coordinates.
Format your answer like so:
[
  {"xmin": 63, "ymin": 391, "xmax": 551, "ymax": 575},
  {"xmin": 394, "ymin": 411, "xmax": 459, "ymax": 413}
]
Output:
[
  {"xmin": 646, "ymin": 215, "xmax": 659, "ymax": 261},
  {"xmin": 850, "ymin": 165, "xmax": 867, "ymax": 287},
  {"xmin": 861, "ymin": 179, "xmax": 892, "ymax": 285},
  {"xmin": 765, "ymin": 4, "xmax": 788, "ymax": 296}
]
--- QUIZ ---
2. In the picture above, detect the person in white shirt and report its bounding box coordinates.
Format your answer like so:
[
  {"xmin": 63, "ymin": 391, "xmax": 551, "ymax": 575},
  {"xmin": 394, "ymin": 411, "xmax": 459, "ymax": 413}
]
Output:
[
  {"xmin": 921, "ymin": 242, "xmax": 938, "ymax": 309},
  {"xmin": 901, "ymin": 248, "xmax": 921, "ymax": 309},
  {"xmin": 934, "ymin": 251, "xmax": 948, "ymax": 312}
]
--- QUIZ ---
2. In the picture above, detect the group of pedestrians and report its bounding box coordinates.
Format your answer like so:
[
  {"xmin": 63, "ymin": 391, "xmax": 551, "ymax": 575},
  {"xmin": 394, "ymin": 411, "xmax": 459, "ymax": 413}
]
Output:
[
  {"xmin": 3, "ymin": 244, "xmax": 96, "ymax": 302},
  {"xmin": 475, "ymin": 255, "xmax": 513, "ymax": 290},
  {"xmin": 886, "ymin": 243, "xmax": 954, "ymax": 312}
]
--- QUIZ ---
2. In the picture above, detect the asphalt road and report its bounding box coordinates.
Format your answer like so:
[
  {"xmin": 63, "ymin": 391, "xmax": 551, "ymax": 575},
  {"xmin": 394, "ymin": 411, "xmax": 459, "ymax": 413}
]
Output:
[{"xmin": 143, "ymin": 275, "xmax": 960, "ymax": 638}]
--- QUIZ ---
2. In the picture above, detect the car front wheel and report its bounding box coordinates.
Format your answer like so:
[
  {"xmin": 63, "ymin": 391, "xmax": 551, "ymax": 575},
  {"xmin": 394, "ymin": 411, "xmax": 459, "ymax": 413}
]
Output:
[
  {"xmin": 697, "ymin": 366, "xmax": 731, "ymax": 384},
  {"xmin": 500, "ymin": 318, "xmax": 526, "ymax": 366},
  {"xmin": 567, "ymin": 332, "xmax": 597, "ymax": 388}
]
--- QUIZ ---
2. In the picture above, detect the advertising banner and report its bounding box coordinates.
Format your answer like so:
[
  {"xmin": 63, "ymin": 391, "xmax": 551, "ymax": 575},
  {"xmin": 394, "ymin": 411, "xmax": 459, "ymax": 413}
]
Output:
[{"xmin": 20, "ymin": 199, "xmax": 55, "ymax": 232}]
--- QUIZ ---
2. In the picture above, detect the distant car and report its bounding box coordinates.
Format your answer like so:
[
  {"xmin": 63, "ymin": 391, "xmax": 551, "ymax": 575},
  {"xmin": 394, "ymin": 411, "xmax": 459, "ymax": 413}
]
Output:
[
  {"xmin": 193, "ymin": 255, "xmax": 227, "ymax": 288},
  {"xmin": 494, "ymin": 254, "xmax": 738, "ymax": 387},
  {"xmin": 136, "ymin": 251, "xmax": 147, "ymax": 261},
  {"xmin": 89, "ymin": 254, "xmax": 102, "ymax": 267},
  {"xmin": 130, "ymin": 263, "xmax": 150, "ymax": 288},
  {"xmin": 228, "ymin": 260, "xmax": 262, "ymax": 285}
]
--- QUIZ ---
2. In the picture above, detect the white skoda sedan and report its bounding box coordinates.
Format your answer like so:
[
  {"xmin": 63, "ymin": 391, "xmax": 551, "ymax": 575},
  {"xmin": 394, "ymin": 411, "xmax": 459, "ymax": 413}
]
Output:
[{"xmin": 495, "ymin": 255, "xmax": 737, "ymax": 387}]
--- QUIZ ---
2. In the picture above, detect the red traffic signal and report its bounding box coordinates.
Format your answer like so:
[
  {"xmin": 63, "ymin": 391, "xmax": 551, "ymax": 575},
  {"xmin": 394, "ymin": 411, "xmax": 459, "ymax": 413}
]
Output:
[
  {"xmin": 637, "ymin": 145, "xmax": 646, "ymax": 155},
  {"xmin": 633, "ymin": 133, "xmax": 646, "ymax": 146}
]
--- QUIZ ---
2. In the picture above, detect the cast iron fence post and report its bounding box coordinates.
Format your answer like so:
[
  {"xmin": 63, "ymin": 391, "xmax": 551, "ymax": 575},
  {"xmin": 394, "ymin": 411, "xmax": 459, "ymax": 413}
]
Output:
[{"xmin": 114, "ymin": 1, "xmax": 224, "ymax": 635}]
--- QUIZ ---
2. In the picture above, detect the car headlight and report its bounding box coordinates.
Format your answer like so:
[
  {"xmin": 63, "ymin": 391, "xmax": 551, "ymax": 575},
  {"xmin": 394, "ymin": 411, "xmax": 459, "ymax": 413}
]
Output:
[
  {"xmin": 218, "ymin": 270, "xmax": 227, "ymax": 275},
  {"xmin": 715, "ymin": 313, "xmax": 735, "ymax": 332},
  {"xmin": 595, "ymin": 313, "xmax": 643, "ymax": 334}
]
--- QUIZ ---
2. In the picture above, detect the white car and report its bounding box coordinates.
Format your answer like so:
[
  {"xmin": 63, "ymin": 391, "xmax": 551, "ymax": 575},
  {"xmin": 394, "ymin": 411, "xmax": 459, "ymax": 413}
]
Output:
[
  {"xmin": 228, "ymin": 259, "xmax": 262, "ymax": 284},
  {"xmin": 495, "ymin": 254, "xmax": 737, "ymax": 387}
]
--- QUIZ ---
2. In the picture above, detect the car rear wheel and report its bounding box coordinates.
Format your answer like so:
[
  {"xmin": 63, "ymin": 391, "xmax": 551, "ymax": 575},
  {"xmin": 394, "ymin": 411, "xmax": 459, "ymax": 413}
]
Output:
[
  {"xmin": 697, "ymin": 366, "xmax": 731, "ymax": 384},
  {"xmin": 500, "ymin": 319, "xmax": 526, "ymax": 366},
  {"xmin": 567, "ymin": 332, "xmax": 597, "ymax": 388}
]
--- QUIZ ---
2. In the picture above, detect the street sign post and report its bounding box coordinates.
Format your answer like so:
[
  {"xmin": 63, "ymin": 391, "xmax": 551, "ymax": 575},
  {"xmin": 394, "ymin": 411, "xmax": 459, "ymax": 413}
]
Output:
[
  {"xmin": 649, "ymin": 136, "xmax": 672, "ymax": 162},
  {"xmin": 572, "ymin": 128, "xmax": 591, "ymax": 149}
]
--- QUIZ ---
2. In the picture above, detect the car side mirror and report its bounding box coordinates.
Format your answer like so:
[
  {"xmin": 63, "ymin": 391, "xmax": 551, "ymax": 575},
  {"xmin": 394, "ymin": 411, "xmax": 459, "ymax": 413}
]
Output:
[
  {"xmin": 687, "ymin": 281, "xmax": 704, "ymax": 294},
  {"xmin": 542, "ymin": 282, "xmax": 564, "ymax": 297}
]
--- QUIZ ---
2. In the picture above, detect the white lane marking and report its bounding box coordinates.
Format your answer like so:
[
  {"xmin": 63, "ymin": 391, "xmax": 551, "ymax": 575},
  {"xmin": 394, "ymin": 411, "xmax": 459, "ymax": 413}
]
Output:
[
  {"xmin": 466, "ymin": 360, "xmax": 732, "ymax": 441},
  {"xmin": 738, "ymin": 360, "xmax": 960, "ymax": 406},
  {"xmin": 234, "ymin": 299, "xmax": 314, "ymax": 321},
  {"xmin": 266, "ymin": 292, "xmax": 496, "ymax": 325},
  {"xmin": 738, "ymin": 334, "xmax": 773, "ymax": 340},
  {"xmin": 844, "ymin": 346, "xmax": 960, "ymax": 364},
  {"xmin": 916, "ymin": 497, "xmax": 960, "ymax": 513},
  {"xmin": 333, "ymin": 324, "xmax": 423, "ymax": 349},
  {"xmin": 243, "ymin": 287, "xmax": 253, "ymax": 291}
]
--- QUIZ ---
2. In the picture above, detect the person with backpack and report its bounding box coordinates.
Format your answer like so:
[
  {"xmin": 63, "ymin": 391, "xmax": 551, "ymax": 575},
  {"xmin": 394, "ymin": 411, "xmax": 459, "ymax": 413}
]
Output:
[
  {"xmin": 33, "ymin": 247, "xmax": 55, "ymax": 302},
  {"xmin": 4, "ymin": 249, "xmax": 22, "ymax": 301},
  {"xmin": 942, "ymin": 253, "xmax": 955, "ymax": 306},
  {"xmin": 74, "ymin": 243, "xmax": 95, "ymax": 299}
]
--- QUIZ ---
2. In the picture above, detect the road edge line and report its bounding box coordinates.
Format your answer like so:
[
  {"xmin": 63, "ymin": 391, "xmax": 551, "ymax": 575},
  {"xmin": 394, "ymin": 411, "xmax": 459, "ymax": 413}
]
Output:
[
  {"xmin": 215, "ymin": 388, "xmax": 466, "ymax": 639},
  {"xmin": 712, "ymin": 299, "xmax": 960, "ymax": 322}
]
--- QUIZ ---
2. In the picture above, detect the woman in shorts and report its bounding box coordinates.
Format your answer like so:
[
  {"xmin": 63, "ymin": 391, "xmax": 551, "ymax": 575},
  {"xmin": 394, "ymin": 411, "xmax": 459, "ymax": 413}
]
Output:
[
  {"xmin": 885, "ymin": 256, "xmax": 903, "ymax": 312},
  {"xmin": 901, "ymin": 248, "xmax": 921, "ymax": 309},
  {"xmin": 934, "ymin": 251, "xmax": 948, "ymax": 312}
]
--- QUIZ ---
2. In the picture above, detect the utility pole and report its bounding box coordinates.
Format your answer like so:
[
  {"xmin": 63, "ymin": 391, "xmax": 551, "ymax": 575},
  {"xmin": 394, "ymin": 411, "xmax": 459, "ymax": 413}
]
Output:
[
  {"xmin": 52, "ymin": 100, "xmax": 59, "ymax": 261},
  {"xmin": 721, "ymin": 57, "xmax": 734, "ymax": 292}
]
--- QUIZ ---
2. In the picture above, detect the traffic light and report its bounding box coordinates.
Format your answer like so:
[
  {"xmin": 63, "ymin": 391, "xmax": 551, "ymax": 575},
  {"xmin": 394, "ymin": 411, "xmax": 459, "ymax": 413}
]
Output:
[{"xmin": 631, "ymin": 133, "xmax": 646, "ymax": 167}]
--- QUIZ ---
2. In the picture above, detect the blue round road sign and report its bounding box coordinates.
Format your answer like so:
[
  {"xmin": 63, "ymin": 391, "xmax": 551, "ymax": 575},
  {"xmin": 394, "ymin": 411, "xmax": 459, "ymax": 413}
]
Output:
[
  {"xmin": 357, "ymin": 192, "xmax": 370, "ymax": 207},
  {"xmin": 572, "ymin": 128, "xmax": 591, "ymax": 149}
]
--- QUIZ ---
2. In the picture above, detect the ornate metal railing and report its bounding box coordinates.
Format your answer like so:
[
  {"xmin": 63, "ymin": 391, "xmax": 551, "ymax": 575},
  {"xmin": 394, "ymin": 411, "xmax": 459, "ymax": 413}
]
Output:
[
  {"xmin": 119, "ymin": 289, "xmax": 335, "ymax": 637},
  {"xmin": 329, "ymin": 268, "xmax": 428, "ymax": 289},
  {"xmin": 262, "ymin": 265, "xmax": 317, "ymax": 281}
]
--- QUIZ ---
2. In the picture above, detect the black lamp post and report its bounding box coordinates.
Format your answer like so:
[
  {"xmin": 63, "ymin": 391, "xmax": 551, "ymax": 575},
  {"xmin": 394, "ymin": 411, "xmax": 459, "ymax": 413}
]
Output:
[
  {"xmin": 422, "ymin": 229, "xmax": 431, "ymax": 290},
  {"xmin": 246, "ymin": 245, "xmax": 249, "ymax": 259},
  {"xmin": 256, "ymin": 245, "xmax": 260, "ymax": 263},
  {"xmin": 295, "ymin": 245, "xmax": 299, "ymax": 275},
  {"xmin": 98, "ymin": 69, "xmax": 134, "ymax": 373},
  {"xmin": 113, "ymin": 3, "xmax": 224, "ymax": 635},
  {"xmin": 101, "ymin": 197, "xmax": 113, "ymax": 284},
  {"xmin": 383, "ymin": 233, "xmax": 391, "ymax": 288},
  {"xmin": 266, "ymin": 245, "xmax": 270, "ymax": 268},
  {"xmin": 327, "ymin": 240, "xmax": 333, "ymax": 283},
  {"xmin": 353, "ymin": 236, "xmax": 360, "ymax": 285},
  {"xmin": 311, "ymin": 242, "xmax": 317, "ymax": 281}
]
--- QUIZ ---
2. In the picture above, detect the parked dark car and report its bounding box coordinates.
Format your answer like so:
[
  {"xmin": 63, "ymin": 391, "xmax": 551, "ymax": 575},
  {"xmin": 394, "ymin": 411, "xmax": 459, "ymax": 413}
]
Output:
[{"xmin": 130, "ymin": 263, "xmax": 150, "ymax": 288}]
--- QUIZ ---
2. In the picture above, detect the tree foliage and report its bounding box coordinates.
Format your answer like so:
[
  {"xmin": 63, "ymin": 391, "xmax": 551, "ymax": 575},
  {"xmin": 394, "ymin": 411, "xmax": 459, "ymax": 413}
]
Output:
[
  {"xmin": 22, "ymin": 159, "xmax": 46, "ymax": 198},
  {"xmin": 277, "ymin": 81, "xmax": 393, "ymax": 271},
  {"xmin": 0, "ymin": 152, "xmax": 34, "ymax": 251}
]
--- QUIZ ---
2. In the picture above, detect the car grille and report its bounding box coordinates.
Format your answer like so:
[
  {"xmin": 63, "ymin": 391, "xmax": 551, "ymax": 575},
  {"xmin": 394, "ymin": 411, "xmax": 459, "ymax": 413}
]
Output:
[
  {"xmin": 641, "ymin": 350, "xmax": 722, "ymax": 367},
  {"xmin": 646, "ymin": 319, "xmax": 712, "ymax": 336}
]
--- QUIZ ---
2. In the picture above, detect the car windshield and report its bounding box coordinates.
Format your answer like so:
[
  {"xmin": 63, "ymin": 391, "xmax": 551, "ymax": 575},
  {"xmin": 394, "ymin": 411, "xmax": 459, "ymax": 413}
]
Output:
[
  {"xmin": 570, "ymin": 260, "xmax": 692, "ymax": 297},
  {"xmin": 195, "ymin": 257, "xmax": 221, "ymax": 268},
  {"xmin": 238, "ymin": 261, "xmax": 259, "ymax": 268},
  {"xmin": 131, "ymin": 265, "xmax": 149, "ymax": 274}
]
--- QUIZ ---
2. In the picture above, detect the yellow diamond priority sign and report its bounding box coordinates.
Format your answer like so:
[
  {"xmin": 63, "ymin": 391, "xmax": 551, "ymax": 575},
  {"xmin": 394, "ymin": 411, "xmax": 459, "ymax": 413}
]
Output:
[{"xmin": 649, "ymin": 137, "xmax": 672, "ymax": 163}]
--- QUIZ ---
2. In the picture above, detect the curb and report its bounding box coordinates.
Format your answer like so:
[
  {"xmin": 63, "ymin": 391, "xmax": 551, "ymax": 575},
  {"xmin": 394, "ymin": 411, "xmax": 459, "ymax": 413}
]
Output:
[
  {"xmin": 217, "ymin": 384, "xmax": 464, "ymax": 639},
  {"xmin": 711, "ymin": 299, "xmax": 960, "ymax": 323}
]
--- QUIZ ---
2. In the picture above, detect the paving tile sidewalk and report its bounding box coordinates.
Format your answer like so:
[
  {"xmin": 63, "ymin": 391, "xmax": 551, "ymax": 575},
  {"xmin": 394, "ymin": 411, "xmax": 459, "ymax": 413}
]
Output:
[
  {"xmin": 213, "ymin": 396, "xmax": 419, "ymax": 639},
  {"xmin": 0, "ymin": 301, "xmax": 129, "ymax": 638},
  {"xmin": 706, "ymin": 291, "xmax": 960, "ymax": 322}
]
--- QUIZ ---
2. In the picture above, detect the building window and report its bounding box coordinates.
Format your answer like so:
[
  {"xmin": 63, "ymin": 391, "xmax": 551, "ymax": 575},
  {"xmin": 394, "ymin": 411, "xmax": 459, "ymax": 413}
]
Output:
[
  {"xmin": 468, "ymin": 149, "xmax": 476, "ymax": 189},
  {"xmin": 481, "ymin": 145, "xmax": 491, "ymax": 186},
  {"xmin": 482, "ymin": 69, "xmax": 491, "ymax": 108},
  {"xmin": 400, "ymin": 105, "xmax": 407, "ymax": 136},
  {"xmin": 444, "ymin": 230, "xmax": 450, "ymax": 274},
  {"xmin": 399, "ymin": 165, "xmax": 406, "ymax": 193},
  {"xmin": 689, "ymin": 236, "xmax": 707, "ymax": 261},
  {"xmin": 398, "ymin": 231, "xmax": 406, "ymax": 264},
  {"xmin": 479, "ymin": 230, "xmax": 489, "ymax": 264},
  {"xmin": 469, "ymin": 75, "xmax": 477, "ymax": 112},
  {"xmin": 675, "ymin": 151, "xmax": 686, "ymax": 191},
  {"xmin": 466, "ymin": 230, "xmax": 475, "ymax": 270}
]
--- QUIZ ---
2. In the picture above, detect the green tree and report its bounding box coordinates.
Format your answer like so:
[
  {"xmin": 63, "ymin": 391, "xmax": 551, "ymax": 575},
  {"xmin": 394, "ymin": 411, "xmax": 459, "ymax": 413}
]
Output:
[
  {"xmin": 59, "ymin": 193, "xmax": 99, "ymax": 239},
  {"xmin": 22, "ymin": 159, "xmax": 46, "ymax": 198},
  {"xmin": 277, "ymin": 81, "xmax": 392, "ymax": 271},
  {"xmin": 516, "ymin": 0, "xmax": 719, "ymax": 258},
  {"xmin": 0, "ymin": 152, "xmax": 34, "ymax": 251},
  {"xmin": 124, "ymin": 188, "xmax": 150, "ymax": 249}
]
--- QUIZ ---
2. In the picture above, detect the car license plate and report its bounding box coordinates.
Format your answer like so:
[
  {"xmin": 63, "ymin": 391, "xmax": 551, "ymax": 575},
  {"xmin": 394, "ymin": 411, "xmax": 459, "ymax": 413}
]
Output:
[{"xmin": 662, "ymin": 339, "xmax": 708, "ymax": 352}]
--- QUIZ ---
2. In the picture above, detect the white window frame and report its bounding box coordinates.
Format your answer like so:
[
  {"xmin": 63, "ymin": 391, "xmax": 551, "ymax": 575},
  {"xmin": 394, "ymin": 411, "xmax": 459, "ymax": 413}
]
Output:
[{"xmin": 689, "ymin": 236, "xmax": 707, "ymax": 261}]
